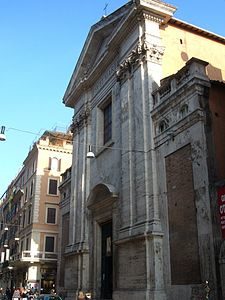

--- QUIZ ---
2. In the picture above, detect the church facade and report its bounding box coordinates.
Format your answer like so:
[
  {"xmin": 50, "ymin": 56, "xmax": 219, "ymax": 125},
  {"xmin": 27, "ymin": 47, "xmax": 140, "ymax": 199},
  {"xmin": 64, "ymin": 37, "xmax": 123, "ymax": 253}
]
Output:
[{"xmin": 60, "ymin": 0, "xmax": 225, "ymax": 299}]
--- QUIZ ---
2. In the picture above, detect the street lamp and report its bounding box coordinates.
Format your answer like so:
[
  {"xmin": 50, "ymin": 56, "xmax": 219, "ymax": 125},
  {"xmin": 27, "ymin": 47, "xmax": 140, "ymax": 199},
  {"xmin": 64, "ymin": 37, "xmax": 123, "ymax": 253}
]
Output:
[
  {"xmin": 0, "ymin": 126, "xmax": 6, "ymax": 141},
  {"xmin": 86, "ymin": 145, "xmax": 95, "ymax": 158}
]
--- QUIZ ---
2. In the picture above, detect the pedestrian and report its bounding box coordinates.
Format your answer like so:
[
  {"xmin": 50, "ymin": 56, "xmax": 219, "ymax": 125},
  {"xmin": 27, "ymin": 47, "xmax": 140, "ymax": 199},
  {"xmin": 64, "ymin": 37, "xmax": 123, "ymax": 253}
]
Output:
[
  {"xmin": 5, "ymin": 288, "xmax": 11, "ymax": 300},
  {"xmin": 77, "ymin": 291, "xmax": 85, "ymax": 300},
  {"xmin": 20, "ymin": 288, "xmax": 27, "ymax": 300},
  {"xmin": 12, "ymin": 288, "xmax": 20, "ymax": 300}
]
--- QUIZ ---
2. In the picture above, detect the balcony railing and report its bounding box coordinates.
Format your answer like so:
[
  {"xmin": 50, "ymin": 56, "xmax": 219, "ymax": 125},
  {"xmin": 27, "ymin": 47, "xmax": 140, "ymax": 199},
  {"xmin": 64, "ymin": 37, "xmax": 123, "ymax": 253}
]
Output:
[{"xmin": 10, "ymin": 250, "xmax": 57, "ymax": 263}]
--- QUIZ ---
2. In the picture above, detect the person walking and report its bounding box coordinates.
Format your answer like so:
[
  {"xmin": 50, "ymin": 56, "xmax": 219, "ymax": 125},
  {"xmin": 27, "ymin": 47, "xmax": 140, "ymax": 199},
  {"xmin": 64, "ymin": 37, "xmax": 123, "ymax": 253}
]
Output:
[
  {"xmin": 5, "ymin": 288, "xmax": 11, "ymax": 300},
  {"xmin": 12, "ymin": 288, "xmax": 20, "ymax": 300}
]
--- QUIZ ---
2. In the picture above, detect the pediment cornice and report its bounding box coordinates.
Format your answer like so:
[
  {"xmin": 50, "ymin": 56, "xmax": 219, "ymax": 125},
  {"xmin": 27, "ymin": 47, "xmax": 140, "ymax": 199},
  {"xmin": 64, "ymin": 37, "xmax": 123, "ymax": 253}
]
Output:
[{"xmin": 63, "ymin": 0, "xmax": 176, "ymax": 107}]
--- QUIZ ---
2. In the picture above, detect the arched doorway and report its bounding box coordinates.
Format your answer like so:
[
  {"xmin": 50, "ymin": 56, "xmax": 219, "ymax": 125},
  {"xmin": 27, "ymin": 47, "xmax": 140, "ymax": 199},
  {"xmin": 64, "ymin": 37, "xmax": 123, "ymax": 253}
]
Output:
[{"xmin": 87, "ymin": 183, "xmax": 118, "ymax": 300}]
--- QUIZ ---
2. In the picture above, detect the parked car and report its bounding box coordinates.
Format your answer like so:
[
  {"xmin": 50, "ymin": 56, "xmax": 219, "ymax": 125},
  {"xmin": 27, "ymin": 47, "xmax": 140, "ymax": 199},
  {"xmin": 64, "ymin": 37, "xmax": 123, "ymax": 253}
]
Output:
[{"xmin": 36, "ymin": 295, "xmax": 62, "ymax": 300}]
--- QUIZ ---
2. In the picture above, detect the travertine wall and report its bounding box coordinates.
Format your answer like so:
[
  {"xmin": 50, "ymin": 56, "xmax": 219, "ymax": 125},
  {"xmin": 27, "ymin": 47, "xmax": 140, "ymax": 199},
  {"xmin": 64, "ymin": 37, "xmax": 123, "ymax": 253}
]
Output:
[{"xmin": 62, "ymin": 1, "xmax": 225, "ymax": 299}]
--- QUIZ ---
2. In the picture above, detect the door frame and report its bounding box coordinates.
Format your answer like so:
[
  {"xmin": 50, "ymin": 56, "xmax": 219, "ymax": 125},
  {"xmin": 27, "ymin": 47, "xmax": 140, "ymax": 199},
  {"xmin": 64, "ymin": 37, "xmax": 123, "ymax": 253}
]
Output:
[
  {"xmin": 87, "ymin": 183, "xmax": 118, "ymax": 300},
  {"xmin": 100, "ymin": 221, "xmax": 113, "ymax": 299}
]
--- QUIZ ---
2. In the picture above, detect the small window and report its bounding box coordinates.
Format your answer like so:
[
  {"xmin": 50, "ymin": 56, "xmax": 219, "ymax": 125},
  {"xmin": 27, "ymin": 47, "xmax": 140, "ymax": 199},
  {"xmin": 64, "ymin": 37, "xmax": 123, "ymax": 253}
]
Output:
[
  {"xmin": 103, "ymin": 101, "xmax": 112, "ymax": 144},
  {"xmin": 159, "ymin": 120, "xmax": 169, "ymax": 133},
  {"xmin": 26, "ymin": 237, "xmax": 30, "ymax": 250},
  {"xmin": 30, "ymin": 181, "xmax": 34, "ymax": 197},
  {"xmin": 46, "ymin": 207, "xmax": 56, "ymax": 224},
  {"xmin": 32, "ymin": 160, "xmax": 36, "ymax": 173},
  {"xmin": 48, "ymin": 179, "xmax": 58, "ymax": 195},
  {"xmin": 28, "ymin": 207, "xmax": 31, "ymax": 225},
  {"xmin": 45, "ymin": 236, "xmax": 55, "ymax": 252},
  {"xmin": 22, "ymin": 212, "xmax": 26, "ymax": 228},
  {"xmin": 25, "ymin": 187, "xmax": 28, "ymax": 201},
  {"xmin": 20, "ymin": 240, "xmax": 24, "ymax": 252},
  {"xmin": 49, "ymin": 157, "xmax": 61, "ymax": 172},
  {"xmin": 180, "ymin": 104, "xmax": 188, "ymax": 118}
]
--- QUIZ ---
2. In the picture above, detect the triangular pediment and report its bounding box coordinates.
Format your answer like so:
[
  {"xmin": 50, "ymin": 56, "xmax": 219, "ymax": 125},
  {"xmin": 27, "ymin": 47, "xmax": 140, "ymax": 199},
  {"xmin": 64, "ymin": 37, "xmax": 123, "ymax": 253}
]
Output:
[
  {"xmin": 63, "ymin": 2, "xmax": 133, "ymax": 106},
  {"xmin": 63, "ymin": 0, "xmax": 176, "ymax": 107}
]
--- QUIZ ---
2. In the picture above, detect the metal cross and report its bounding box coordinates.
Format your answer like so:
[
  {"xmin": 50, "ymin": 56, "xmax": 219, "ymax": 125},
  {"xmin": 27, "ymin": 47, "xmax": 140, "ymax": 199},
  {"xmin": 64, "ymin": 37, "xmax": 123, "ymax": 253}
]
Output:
[{"xmin": 104, "ymin": 3, "xmax": 108, "ymax": 16}]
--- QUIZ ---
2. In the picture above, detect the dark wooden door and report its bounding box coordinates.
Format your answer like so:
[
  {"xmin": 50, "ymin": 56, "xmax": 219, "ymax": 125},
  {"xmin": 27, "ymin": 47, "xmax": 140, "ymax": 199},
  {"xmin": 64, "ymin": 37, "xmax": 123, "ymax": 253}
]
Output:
[{"xmin": 101, "ymin": 221, "xmax": 112, "ymax": 299}]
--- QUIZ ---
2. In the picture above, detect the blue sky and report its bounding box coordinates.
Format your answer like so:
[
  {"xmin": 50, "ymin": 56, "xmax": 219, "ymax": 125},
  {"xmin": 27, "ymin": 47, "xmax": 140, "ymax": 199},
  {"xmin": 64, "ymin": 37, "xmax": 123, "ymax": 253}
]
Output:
[{"xmin": 0, "ymin": 0, "xmax": 225, "ymax": 196}]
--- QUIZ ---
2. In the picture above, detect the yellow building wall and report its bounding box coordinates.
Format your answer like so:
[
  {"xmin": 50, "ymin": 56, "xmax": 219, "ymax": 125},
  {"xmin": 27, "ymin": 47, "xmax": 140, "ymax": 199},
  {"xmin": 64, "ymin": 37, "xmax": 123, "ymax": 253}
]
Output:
[{"xmin": 160, "ymin": 23, "xmax": 225, "ymax": 81}]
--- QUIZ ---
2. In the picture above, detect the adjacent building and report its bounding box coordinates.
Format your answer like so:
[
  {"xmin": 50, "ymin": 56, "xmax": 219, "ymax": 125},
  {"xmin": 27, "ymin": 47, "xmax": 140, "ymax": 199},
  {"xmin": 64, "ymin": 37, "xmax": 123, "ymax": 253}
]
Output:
[
  {"xmin": 60, "ymin": 0, "xmax": 225, "ymax": 299},
  {"xmin": 57, "ymin": 166, "xmax": 71, "ymax": 297},
  {"xmin": 0, "ymin": 131, "xmax": 72, "ymax": 293}
]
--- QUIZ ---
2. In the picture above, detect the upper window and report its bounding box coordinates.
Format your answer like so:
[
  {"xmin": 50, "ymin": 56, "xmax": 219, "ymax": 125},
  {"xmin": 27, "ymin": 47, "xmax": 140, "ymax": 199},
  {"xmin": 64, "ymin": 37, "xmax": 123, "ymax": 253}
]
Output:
[
  {"xmin": 26, "ymin": 237, "xmax": 30, "ymax": 251},
  {"xmin": 22, "ymin": 212, "xmax": 26, "ymax": 228},
  {"xmin": 25, "ymin": 187, "xmax": 28, "ymax": 202},
  {"xmin": 30, "ymin": 180, "xmax": 34, "ymax": 197},
  {"xmin": 46, "ymin": 207, "xmax": 56, "ymax": 224},
  {"xmin": 32, "ymin": 160, "xmax": 36, "ymax": 173},
  {"xmin": 48, "ymin": 179, "xmax": 58, "ymax": 195},
  {"xmin": 96, "ymin": 94, "xmax": 113, "ymax": 152},
  {"xmin": 45, "ymin": 236, "xmax": 55, "ymax": 252},
  {"xmin": 20, "ymin": 240, "xmax": 24, "ymax": 252},
  {"xmin": 159, "ymin": 120, "xmax": 169, "ymax": 133},
  {"xmin": 27, "ymin": 206, "xmax": 31, "ymax": 225},
  {"xmin": 49, "ymin": 157, "xmax": 61, "ymax": 172},
  {"xmin": 180, "ymin": 104, "xmax": 188, "ymax": 118},
  {"xmin": 103, "ymin": 101, "xmax": 112, "ymax": 144}
]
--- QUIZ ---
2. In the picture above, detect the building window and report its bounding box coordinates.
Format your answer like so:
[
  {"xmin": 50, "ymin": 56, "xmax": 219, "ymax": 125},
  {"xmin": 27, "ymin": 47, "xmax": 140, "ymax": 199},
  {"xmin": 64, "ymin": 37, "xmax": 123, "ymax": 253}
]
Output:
[
  {"xmin": 32, "ymin": 160, "xmax": 36, "ymax": 173},
  {"xmin": 25, "ymin": 187, "xmax": 28, "ymax": 202},
  {"xmin": 22, "ymin": 212, "xmax": 26, "ymax": 228},
  {"xmin": 103, "ymin": 101, "xmax": 112, "ymax": 144},
  {"xmin": 159, "ymin": 119, "xmax": 169, "ymax": 133},
  {"xmin": 26, "ymin": 237, "xmax": 30, "ymax": 250},
  {"xmin": 20, "ymin": 240, "xmax": 24, "ymax": 252},
  {"xmin": 45, "ymin": 236, "xmax": 55, "ymax": 252},
  {"xmin": 96, "ymin": 94, "xmax": 113, "ymax": 152},
  {"xmin": 180, "ymin": 104, "xmax": 188, "ymax": 118},
  {"xmin": 48, "ymin": 179, "xmax": 58, "ymax": 195},
  {"xmin": 46, "ymin": 207, "xmax": 56, "ymax": 224},
  {"xmin": 49, "ymin": 157, "xmax": 61, "ymax": 172},
  {"xmin": 30, "ymin": 180, "xmax": 34, "ymax": 197},
  {"xmin": 28, "ymin": 207, "xmax": 31, "ymax": 225}
]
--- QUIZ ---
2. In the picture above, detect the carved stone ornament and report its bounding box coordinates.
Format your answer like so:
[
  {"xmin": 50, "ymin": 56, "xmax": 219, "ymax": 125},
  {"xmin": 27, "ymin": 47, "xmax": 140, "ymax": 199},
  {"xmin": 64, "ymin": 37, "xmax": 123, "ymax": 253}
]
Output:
[
  {"xmin": 116, "ymin": 41, "xmax": 148, "ymax": 82},
  {"xmin": 148, "ymin": 44, "xmax": 165, "ymax": 63},
  {"xmin": 116, "ymin": 42, "xmax": 165, "ymax": 81},
  {"xmin": 70, "ymin": 106, "xmax": 91, "ymax": 134}
]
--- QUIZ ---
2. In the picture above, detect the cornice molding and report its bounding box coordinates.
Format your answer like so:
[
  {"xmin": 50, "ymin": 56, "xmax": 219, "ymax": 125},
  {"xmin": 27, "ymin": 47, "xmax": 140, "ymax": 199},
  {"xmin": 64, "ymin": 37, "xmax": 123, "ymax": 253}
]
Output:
[{"xmin": 141, "ymin": 11, "xmax": 164, "ymax": 23}]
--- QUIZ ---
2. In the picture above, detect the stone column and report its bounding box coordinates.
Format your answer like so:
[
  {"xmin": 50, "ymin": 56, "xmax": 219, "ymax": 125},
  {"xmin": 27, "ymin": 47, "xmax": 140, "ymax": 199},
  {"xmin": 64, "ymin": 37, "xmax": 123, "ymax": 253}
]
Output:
[{"xmin": 140, "ymin": 12, "xmax": 166, "ymax": 300}]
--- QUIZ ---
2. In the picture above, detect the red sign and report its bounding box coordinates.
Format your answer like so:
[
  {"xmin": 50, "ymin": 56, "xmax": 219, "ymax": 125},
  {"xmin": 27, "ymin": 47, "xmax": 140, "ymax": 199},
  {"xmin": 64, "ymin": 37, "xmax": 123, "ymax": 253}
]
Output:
[{"xmin": 218, "ymin": 187, "xmax": 225, "ymax": 239}]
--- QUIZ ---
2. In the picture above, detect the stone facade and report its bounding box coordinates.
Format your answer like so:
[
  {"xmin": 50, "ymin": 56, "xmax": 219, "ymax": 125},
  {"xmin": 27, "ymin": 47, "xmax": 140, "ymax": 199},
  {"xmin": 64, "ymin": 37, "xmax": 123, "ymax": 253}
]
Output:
[{"xmin": 61, "ymin": 0, "xmax": 225, "ymax": 299}]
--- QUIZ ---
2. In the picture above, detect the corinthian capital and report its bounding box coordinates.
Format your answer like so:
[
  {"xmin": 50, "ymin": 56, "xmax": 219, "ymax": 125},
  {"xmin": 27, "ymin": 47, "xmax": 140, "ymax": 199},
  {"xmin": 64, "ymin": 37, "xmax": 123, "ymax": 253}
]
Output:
[
  {"xmin": 70, "ymin": 105, "xmax": 91, "ymax": 134},
  {"xmin": 116, "ymin": 41, "xmax": 149, "ymax": 82},
  {"xmin": 148, "ymin": 44, "xmax": 165, "ymax": 63}
]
